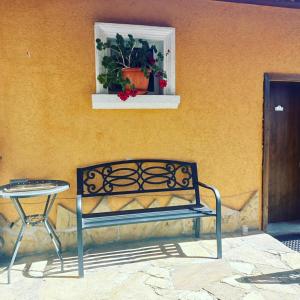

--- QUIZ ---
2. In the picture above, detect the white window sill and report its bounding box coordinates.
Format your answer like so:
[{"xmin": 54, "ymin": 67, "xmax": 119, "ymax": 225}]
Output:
[{"xmin": 92, "ymin": 94, "xmax": 180, "ymax": 109}]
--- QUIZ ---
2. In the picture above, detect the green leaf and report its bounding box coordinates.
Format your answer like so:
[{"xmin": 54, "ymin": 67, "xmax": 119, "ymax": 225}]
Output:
[
  {"xmin": 116, "ymin": 33, "xmax": 125, "ymax": 50},
  {"xmin": 128, "ymin": 34, "xmax": 135, "ymax": 48},
  {"xmin": 151, "ymin": 45, "xmax": 157, "ymax": 53},
  {"xmin": 110, "ymin": 45, "xmax": 119, "ymax": 51},
  {"xmin": 157, "ymin": 52, "xmax": 164, "ymax": 61}
]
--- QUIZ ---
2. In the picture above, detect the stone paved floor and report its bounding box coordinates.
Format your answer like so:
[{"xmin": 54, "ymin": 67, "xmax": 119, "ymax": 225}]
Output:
[{"xmin": 0, "ymin": 232, "xmax": 300, "ymax": 300}]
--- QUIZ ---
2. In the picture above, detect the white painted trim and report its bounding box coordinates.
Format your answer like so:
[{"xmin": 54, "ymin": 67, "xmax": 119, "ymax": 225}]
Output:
[
  {"xmin": 93, "ymin": 22, "xmax": 179, "ymax": 109},
  {"xmin": 92, "ymin": 94, "xmax": 180, "ymax": 109}
]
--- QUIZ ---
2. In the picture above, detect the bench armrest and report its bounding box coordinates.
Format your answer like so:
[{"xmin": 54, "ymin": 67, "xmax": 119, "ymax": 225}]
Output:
[{"xmin": 198, "ymin": 181, "xmax": 221, "ymax": 213}]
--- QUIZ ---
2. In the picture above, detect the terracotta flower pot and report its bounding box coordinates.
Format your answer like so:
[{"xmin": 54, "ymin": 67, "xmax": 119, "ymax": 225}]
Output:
[{"xmin": 122, "ymin": 68, "xmax": 149, "ymax": 95}]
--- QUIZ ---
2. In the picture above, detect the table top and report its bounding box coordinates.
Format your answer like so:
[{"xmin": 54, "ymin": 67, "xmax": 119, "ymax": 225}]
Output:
[{"xmin": 0, "ymin": 180, "xmax": 70, "ymax": 198}]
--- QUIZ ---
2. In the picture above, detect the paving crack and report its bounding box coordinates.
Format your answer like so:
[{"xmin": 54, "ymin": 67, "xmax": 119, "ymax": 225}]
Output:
[
  {"xmin": 141, "ymin": 272, "xmax": 169, "ymax": 279},
  {"xmin": 202, "ymin": 287, "xmax": 220, "ymax": 300}
]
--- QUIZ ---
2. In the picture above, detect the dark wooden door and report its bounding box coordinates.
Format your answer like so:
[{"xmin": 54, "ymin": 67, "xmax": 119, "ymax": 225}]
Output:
[{"xmin": 268, "ymin": 82, "xmax": 300, "ymax": 222}]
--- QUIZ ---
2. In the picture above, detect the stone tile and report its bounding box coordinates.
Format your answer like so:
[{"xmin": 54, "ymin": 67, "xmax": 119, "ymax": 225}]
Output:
[
  {"xmin": 179, "ymin": 241, "xmax": 212, "ymax": 257},
  {"xmin": 85, "ymin": 226, "xmax": 118, "ymax": 244},
  {"xmin": 142, "ymin": 266, "xmax": 170, "ymax": 278},
  {"xmin": 108, "ymin": 197, "xmax": 133, "ymax": 211},
  {"xmin": 0, "ymin": 213, "xmax": 10, "ymax": 253},
  {"xmin": 56, "ymin": 204, "xmax": 76, "ymax": 230},
  {"xmin": 225, "ymin": 244, "xmax": 290, "ymax": 269},
  {"xmin": 175, "ymin": 289, "xmax": 215, "ymax": 300},
  {"xmin": 182, "ymin": 218, "xmax": 194, "ymax": 235},
  {"xmin": 242, "ymin": 291, "xmax": 265, "ymax": 300},
  {"xmin": 148, "ymin": 200, "xmax": 161, "ymax": 208},
  {"xmin": 221, "ymin": 275, "xmax": 253, "ymax": 290},
  {"xmin": 119, "ymin": 220, "xmax": 185, "ymax": 241},
  {"xmin": 172, "ymin": 261, "xmax": 233, "ymax": 290},
  {"xmin": 280, "ymin": 252, "xmax": 300, "ymax": 269},
  {"xmin": 229, "ymin": 261, "xmax": 255, "ymax": 275},
  {"xmin": 168, "ymin": 196, "xmax": 193, "ymax": 206},
  {"xmin": 204, "ymin": 282, "xmax": 247, "ymax": 300},
  {"xmin": 240, "ymin": 191, "xmax": 259, "ymax": 230},
  {"xmin": 201, "ymin": 217, "xmax": 215, "ymax": 234},
  {"xmin": 254, "ymin": 282, "xmax": 299, "ymax": 295},
  {"xmin": 259, "ymin": 290, "xmax": 300, "ymax": 300},
  {"xmin": 198, "ymin": 239, "xmax": 217, "ymax": 252},
  {"xmin": 241, "ymin": 233, "xmax": 293, "ymax": 253},
  {"xmin": 121, "ymin": 199, "xmax": 144, "ymax": 211},
  {"xmin": 27, "ymin": 260, "xmax": 48, "ymax": 277},
  {"xmin": 222, "ymin": 235, "xmax": 245, "ymax": 249},
  {"xmin": 251, "ymin": 264, "xmax": 288, "ymax": 276},
  {"xmin": 92, "ymin": 197, "xmax": 111, "ymax": 213},
  {"xmin": 221, "ymin": 206, "xmax": 241, "ymax": 232},
  {"xmin": 145, "ymin": 276, "xmax": 173, "ymax": 289},
  {"xmin": 201, "ymin": 205, "xmax": 242, "ymax": 234}
]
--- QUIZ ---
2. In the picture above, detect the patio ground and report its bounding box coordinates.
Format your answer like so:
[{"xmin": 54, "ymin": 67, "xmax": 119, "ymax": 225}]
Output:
[{"xmin": 0, "ymin": 232, "xmax": 300, "ymax": 300}]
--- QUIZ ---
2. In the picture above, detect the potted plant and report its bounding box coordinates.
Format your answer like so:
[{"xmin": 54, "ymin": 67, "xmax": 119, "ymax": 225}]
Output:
[{"xmin": 96, "ymin": 33, "xmax": 169, "ymax": 101}]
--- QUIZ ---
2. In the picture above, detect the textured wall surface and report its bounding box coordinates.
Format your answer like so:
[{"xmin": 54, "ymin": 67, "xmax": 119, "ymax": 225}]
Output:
[{"xmin": 1, "ymin": 0, "xmax": 300, "ymax": 253}]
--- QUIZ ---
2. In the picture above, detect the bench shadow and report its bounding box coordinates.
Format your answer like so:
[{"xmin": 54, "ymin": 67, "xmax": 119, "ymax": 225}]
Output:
[
  {"xmin": 237, "ymin": 269, "xmax": 300, "ymax": 285},
  {"xmin": 19, "ymin": 237, "xmax": 217, "ymax": 279}
]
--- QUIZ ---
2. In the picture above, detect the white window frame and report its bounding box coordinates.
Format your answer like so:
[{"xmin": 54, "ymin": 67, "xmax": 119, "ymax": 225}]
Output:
[{"xmin": 92, "ymin": 22, "xmax": 180, "ymax": 109}]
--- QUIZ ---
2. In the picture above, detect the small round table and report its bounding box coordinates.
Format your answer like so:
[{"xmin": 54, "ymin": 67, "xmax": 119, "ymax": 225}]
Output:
[{"xmin": 0, "ymin": 179, "xmax": 69, "ymax": 283}]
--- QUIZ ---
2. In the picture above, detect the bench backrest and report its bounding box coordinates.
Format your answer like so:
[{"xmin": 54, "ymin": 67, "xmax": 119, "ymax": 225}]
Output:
[{"xmin": 77, "ymin": 159, "xmax": 201, "ymax": 206}]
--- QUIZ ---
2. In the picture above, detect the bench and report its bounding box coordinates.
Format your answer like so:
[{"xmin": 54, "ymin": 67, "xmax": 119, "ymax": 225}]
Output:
[{"xmin": 76, "ymin": 159, "xmax": 222, "ymax": 277}]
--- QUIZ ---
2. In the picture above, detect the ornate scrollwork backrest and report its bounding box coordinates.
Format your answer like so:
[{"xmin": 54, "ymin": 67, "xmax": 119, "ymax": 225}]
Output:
[{"xmin": 77, "ymin": 160, "xmax": 200, "ymax": 204}]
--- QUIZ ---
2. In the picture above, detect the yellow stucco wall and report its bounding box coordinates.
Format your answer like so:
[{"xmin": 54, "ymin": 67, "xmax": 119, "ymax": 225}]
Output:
[{"xmin": 1, "ymin": 0, "xmax": 300, "ymax": 226}]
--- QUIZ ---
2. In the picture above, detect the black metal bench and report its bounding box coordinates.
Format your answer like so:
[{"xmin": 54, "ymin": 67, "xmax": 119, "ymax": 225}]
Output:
[{"xmin": 76, "ymin": 159, "xmax": 222, "ymax": 277}]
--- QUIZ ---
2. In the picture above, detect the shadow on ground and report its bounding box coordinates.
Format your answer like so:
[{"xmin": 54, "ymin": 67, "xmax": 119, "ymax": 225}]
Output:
[
  {"xmin": 237, "ymin": 269, "xmax": 300, "ymax": 285},
  {"xmin": 0, "ymin": 236, "xmax": 217, "ymax": 280}
]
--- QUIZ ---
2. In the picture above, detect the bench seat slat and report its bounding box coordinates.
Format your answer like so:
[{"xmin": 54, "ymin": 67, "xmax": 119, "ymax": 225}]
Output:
[{"xmin": 82, "ymin": 207, "xmax": 216, "ymax": 229}]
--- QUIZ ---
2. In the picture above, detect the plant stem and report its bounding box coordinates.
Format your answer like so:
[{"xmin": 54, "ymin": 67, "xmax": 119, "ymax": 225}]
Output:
[
  {"xmin": 116, "ymin": 45, "xmax": 126, "ymax": 67},
  {"xmin": 116, "ymin": 61, "xmax": 126, "ymax": 67},
  {"xmin": 128, "ymin": 41, "xmax": 136, "ymax": 67},
  {"xmin": 110, "ymin": 49, "xmax": 127, "ymax": 67}
]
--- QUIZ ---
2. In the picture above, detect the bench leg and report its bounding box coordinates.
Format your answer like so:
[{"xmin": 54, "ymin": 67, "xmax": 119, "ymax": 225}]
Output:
[
  {"xmin": 77, "ymin": 228, "xmax": 84, "ymax": 278},
  {"xmin": 77, "ymin": 195, "xmax": 84, "ymax": 278},
  {"xmin": 194, "ymin": 217, "xmax": 201, "ymax": 238},
  {"xmin": 216, "ymin": 213, "xmax": 222, "ymax": 259}
]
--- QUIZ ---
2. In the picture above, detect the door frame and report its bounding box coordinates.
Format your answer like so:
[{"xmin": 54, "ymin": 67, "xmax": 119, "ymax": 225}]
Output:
[{"xmin": 262, "ymin": 73, "xmax": 300, "ymax": 230}]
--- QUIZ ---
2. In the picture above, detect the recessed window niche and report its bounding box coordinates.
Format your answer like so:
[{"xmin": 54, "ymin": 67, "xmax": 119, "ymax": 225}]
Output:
[{"xmin": 92, "ymin": 22, "xmax": 180, "ymax": 109}]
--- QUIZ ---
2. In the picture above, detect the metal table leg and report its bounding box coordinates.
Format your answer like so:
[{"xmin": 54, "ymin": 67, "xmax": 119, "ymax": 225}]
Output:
[
  {"xmin": 44, "ymin": 220, "xmax": 64, "ymax": 271},
  {"xmin": 7, "ymin": 194, "xmax": 64, "ymax": 283},
  {"xmin": 43, "ymin": 194, "xmax": 63, "ymax": 270},
  {"xmin": 43, "ymin": 195, "xmax": 62, "ymax": 251},
  {"xmin": 7, "ymin": 198, "xmax": 27, "ymax": 284},
  {"xmin": 7, "ymin": 223, "xmax": 26, "ymax": 284}
]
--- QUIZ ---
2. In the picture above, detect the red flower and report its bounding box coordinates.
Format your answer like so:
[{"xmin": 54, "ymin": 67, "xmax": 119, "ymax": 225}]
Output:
[
  {"xmin": 148, "ymin": 57, "xmax": 156, "ymax": 65},
  {"xmin": 117, "ymin": 91, "xmax": 129, "ymax": 101},
  {"xmin": 130, "ymin": 89, "xmax": 138, "ymax": 97},
  {"xmin": 159, "ymin": 79, "xmax": 167, "ymax": 88}
]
